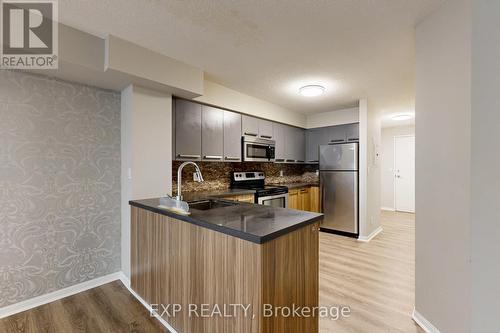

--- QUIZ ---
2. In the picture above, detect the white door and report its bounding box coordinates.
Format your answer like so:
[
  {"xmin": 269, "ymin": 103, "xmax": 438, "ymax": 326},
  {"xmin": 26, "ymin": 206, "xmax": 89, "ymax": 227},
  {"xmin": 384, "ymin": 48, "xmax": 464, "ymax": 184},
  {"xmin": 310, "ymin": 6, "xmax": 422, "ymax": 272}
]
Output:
[{"xmin": 394, "ymin": 136, "xmax": 415, "ymax": 213}]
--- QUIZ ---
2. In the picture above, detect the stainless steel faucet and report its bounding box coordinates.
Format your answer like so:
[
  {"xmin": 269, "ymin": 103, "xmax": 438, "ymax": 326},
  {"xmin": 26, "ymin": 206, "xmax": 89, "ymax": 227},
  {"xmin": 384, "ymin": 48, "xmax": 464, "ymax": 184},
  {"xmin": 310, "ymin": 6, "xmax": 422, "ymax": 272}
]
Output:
[{"xmin": 176, "ymin": 162, "xmax": 204, "ymax": 201}]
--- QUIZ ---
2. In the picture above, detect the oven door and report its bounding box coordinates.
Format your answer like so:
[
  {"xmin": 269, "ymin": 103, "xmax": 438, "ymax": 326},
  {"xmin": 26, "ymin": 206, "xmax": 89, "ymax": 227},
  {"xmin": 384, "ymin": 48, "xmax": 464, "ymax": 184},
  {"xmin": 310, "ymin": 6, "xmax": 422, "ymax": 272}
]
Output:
[{"xmin": 257, "ymin": 193, "xmax": 288, "ymax": 208}]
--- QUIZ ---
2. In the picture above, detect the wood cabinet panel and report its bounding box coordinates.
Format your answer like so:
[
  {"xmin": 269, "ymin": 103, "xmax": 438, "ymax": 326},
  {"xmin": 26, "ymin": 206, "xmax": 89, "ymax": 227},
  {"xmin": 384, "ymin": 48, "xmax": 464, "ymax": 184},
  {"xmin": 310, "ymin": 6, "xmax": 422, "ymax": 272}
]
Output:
[
  {"xmin": 131, "ymin": 206, "xmax": 319, "ymax": 333},
  {"xmin": 310, "ymin": 186, "xmax": 321, "ymax": 213},
  {"xmin": 222, "ymin": 193, "xmax": 255, "ymax": 203},
  {"xmin": 288, "ymin": 186, "xmax": 320, "ymax": 213},
  {"xmin": 299, "ymin": 187, "xmax": 311, "ymax": 212},
  {"xmin": 288, "ymin": 189, "xmax": 300, "ymax": 210},
  {"xmin": 262, "ymin": 222, "xmax": 319, "ymax": 332}
]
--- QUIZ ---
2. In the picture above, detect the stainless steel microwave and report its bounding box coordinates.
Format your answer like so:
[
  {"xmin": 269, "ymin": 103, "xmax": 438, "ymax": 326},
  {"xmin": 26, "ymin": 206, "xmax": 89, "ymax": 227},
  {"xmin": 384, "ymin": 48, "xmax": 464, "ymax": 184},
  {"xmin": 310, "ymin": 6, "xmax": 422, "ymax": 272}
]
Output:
[{"xmin": 242, "ymin": 136, "xmax": 276, "ymax": 162}]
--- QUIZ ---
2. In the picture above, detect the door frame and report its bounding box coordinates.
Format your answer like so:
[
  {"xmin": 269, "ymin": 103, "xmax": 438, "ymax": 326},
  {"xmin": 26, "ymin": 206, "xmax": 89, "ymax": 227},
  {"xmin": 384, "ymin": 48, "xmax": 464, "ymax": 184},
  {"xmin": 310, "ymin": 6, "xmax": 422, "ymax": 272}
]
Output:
[{"xmin": 393, "ymin": 135, "xmax": 415, "ymax": 213}]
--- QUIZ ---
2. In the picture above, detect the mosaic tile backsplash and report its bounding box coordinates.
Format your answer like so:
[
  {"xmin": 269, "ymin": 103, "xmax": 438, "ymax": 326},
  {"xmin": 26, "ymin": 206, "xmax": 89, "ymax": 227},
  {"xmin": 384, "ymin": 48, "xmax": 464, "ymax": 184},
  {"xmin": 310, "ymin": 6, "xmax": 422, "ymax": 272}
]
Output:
[{"xmin": 172, "ymin": 161, "xmax": 319, "ymax": 194}]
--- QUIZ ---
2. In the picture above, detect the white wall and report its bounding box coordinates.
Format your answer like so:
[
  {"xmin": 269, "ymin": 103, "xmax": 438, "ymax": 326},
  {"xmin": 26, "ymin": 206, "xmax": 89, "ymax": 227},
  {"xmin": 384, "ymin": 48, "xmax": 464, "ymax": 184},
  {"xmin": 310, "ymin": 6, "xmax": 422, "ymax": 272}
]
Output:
[
  {"xmin": 357, "ymin": 99, "xmax": 382, "ymax": 239},
  {"xmin": 471, "ymin": 1, "xmax": 500, "ymax": 331},
  {"xmin": 381, "ymin": 125, "xmax": 415, "ymax": 210},
  {"xmin": 358, "ymin": 100, "xmax": 368, "ymax": 238},
  {"xmin": 121, "ymin": 85, "xmax": 172, "ymax": 279},
  {"xmin": 195, "ymin": 80, "xmax": 307, "ymax": 128},
  {"xmin": 415, "ymin": 0, "xmax": 471, "ymax": 332},
  {"xmin": 306, "ymin": 106, "xmax": 359, "ymax": 129},
  {"xmin": 365, "ymin": 101, "xmax": 382, "ymax": 237}
]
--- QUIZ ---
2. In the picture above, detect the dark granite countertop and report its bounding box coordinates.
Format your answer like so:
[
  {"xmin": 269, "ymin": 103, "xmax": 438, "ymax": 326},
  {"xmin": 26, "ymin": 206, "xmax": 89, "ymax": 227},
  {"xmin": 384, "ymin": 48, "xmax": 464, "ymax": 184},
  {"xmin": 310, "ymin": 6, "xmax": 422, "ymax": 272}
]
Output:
[
  {"xmin": 129, "ymin": 198, "xmax": 323, "ymax": 244},
  {"xmin": 177, "ymin": 188, "xmax": 256, "ymax": 202}
]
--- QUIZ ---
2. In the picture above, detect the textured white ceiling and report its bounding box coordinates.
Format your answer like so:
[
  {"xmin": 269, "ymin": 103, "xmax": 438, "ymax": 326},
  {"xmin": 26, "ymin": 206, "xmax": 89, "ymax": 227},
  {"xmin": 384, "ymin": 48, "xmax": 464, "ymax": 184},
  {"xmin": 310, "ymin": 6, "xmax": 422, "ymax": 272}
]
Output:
[{"xmin": 59, "ymin": 0, "xmax": 445, "ymax": 115}]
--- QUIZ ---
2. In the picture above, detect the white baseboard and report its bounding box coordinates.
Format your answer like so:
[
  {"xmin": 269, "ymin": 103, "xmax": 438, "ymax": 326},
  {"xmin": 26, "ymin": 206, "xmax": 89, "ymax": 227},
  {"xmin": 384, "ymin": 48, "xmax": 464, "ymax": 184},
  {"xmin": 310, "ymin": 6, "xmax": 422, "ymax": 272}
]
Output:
[
  {"xmin": 120, "ymin": 274, "xmax": 178, "ymax": 333},
  {"xmin": 118, "ymin": 271, "xmax": 131, "ymax": 287},
  {"xmin": 412, "ymin": 308, "xmax": 441, "ymax": 333},
  {"xmin": 381, "ymin": 206, "xmax": 396, "ymax": 211},
  {"xmin": 357, "ymin": 226, "xmax": 383, "ymax": 242},
  {"xmin": 0, "ymin": 272, "xmax": 123, "ymax": 319},
  {"xmin": 0, "ymin": 271, "xmax": 177, "ymax": 333}
]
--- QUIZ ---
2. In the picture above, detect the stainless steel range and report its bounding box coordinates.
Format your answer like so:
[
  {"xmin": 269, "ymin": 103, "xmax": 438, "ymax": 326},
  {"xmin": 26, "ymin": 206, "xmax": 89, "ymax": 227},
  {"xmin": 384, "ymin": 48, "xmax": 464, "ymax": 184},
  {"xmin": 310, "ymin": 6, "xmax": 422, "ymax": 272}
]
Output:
[{"xmin": 231, "ymin": 172, "xmax": 288, "ymax": 208}]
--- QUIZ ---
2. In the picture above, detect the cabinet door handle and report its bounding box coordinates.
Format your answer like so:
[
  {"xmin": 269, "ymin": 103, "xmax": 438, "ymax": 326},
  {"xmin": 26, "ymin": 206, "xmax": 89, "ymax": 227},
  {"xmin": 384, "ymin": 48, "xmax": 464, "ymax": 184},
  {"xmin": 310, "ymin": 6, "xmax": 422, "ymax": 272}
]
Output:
[
  {"xmin": 330, "ymin": 139, "xmax": 345, "ymax": 143},
  {"xmin": 177, "ymin": 154, "xmax": 201, "ymax": 159},
  {"xmin": 307, "ymin": 160, "xmax": 319, "ymax": 163},
  {"xmin": 244, "ymin": 132, "xmax": 258, "ymax": 136},
  {"xmin": 347, "ymin": 138, "xmax": 358, "ymax": 142},
  {"xmin": 204, "ymin": 155, "xmax": 222, "ymax": 160},
  {"xmin": 275, "ymin": 158, "xmax": 285, "ymax": 162},
  {"xmin": 225, "ymin": 156, "xmax": 240, "ymax": 161},
  {"xmin": 286, "ymin": 159, "xmax": 296, "ymax": 163},
  {"xmin": 260, "ymin": 135, "xmax": 272, "ymax": 139},
  {"xmin": 296, "ymin": 160, "xmax": 305, "ymax": 163}
]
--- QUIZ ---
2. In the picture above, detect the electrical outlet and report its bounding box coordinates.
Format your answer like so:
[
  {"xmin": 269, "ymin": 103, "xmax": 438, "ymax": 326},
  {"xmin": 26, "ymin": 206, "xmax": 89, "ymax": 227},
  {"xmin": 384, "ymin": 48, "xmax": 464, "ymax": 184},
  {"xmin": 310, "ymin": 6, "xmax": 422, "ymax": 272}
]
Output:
[
  {"xmin": 193, "ymin": 172, "xmax": 201, "ymax": 182},
  {"xmin": 315, "ymin": 170, "xmax": 319, "ymax": 176},
  {"xmin": 279, "ymin": 170, "xmax": 284, "ymax": 177}
]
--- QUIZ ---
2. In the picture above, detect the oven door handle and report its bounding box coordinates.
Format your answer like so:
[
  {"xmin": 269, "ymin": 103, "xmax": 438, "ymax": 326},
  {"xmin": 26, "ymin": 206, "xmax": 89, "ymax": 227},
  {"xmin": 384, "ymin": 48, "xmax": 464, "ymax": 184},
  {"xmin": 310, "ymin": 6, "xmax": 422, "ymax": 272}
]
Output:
[{"xmin": 257, "ymin": 193, "xmax": 289, "ymax": 208}]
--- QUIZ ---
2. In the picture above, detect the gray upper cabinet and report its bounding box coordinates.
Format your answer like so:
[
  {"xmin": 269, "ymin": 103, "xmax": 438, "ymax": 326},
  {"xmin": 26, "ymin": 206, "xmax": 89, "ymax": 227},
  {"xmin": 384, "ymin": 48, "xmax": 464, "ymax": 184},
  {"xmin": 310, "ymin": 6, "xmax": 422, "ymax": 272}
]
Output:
[
  {"xmin": 223, "ymin": 110, "xmax": 242, "ymax": 162},
  {"xmin": 284, "ymin": 125, "xmax": 296, "ymax": 162},
  {"xmin": 273, "ymin": 123, "xmax": 286, "ymax": 162},
  {"xmin": 295, "ymin": 128, "xmax": 306, "ymax": 163},
  {"xmin": 201, "ymin": 105, "xmax": 224, "ymax": 161},
  {"xmin": 326, "ymin": 125, "xmax": 348, "ymax": 144},
  {"xmin": 174, "ymin": 98, "xmax": 316, "ymax": 164},
  {"xmin": 345, "ymin": 123, "xmax": 359, "ymax": 142},
  {"xmin": 242, "ymin": 115, "xmax": 274, "ymax": 139},
  {"xmin": 258, "ymin": 119, "xmax": 274, "ymax": 139},
  {"xmin": 305, "ymin": 123, "xmax": 360, "ymax": 163},
  {"xmin": 242, "ymin": 115, "xmax": 259, "ymax": 137},
  {"xmin": 175, "ymin": 99, "xmax": 202, "ymax": 160},
  {"xmin": 278, "ymin": 125, "xmax": 306, "ymax": 163},
  {"xmin": 306, "ymin": 128, "xmax": 321, "ymax": 163}
]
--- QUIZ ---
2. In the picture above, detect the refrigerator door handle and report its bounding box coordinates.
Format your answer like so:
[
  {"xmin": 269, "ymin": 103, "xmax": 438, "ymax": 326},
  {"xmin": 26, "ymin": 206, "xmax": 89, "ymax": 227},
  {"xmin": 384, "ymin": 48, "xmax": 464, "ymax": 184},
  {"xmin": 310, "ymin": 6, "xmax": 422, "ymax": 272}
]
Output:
[
  {"xmin": 319, "ymin": 182, "xmax": 324, "ymax": 215},
  {"xmin": 354, "ymin": 175, "xmax": 359, "ymax": 234}
]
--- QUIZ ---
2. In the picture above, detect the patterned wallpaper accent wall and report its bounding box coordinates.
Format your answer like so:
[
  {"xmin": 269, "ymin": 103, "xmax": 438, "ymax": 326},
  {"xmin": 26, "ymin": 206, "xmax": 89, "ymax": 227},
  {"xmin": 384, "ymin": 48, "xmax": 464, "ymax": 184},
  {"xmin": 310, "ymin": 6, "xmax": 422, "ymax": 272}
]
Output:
[{"xmin": 0, "ymin": 71, "xmax": 121, "ymax": 307}]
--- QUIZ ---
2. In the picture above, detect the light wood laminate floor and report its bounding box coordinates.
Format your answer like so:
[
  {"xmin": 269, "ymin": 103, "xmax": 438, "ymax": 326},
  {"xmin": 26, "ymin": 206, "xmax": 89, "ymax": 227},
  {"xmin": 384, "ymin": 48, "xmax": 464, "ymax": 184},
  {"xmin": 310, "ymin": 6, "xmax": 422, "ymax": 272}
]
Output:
[
  {"xmin": 319, "ymin": 211, "xmax": 422, "ymax": 333},
  {"xmin": 1, "ymin": 211, "xmax": 420, "ymax": 333}
]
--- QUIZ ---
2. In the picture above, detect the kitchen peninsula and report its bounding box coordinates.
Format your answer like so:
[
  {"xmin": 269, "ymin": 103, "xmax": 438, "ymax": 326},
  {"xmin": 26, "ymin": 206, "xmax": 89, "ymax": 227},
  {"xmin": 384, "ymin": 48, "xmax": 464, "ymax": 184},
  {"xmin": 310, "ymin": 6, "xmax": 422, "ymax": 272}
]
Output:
[{"xmin": 129, "ymin": 198, "xmax": 323, "ymax": 333}]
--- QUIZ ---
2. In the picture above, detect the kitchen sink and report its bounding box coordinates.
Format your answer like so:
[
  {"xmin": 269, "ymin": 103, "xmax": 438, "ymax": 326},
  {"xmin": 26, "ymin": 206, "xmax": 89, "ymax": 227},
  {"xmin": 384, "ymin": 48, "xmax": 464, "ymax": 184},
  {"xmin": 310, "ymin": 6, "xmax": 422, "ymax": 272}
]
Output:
[{"xmin": 188, "ymin": 199, "xmax": 236, "ymax": 211}]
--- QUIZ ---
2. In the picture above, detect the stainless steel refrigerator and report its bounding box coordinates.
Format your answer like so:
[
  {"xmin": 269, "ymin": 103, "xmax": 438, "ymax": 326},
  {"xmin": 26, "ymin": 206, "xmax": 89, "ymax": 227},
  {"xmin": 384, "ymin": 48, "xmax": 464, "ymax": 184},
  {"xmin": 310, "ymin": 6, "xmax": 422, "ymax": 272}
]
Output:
[{"xmin": 319, "ymin": 142, "xmax": 359, "ymax": 235}]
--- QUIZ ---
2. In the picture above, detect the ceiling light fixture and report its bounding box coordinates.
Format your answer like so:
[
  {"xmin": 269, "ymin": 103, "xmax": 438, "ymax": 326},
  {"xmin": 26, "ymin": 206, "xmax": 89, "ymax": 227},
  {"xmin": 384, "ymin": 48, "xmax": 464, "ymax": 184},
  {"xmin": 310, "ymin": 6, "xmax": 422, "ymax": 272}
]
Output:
[
  {"xmin": 391, "ymin": 114, "xmax": 413, "ymax": 121},
  {"xmin": 299, "ymin": 85, "xmax": 326, "ymax": 97}
]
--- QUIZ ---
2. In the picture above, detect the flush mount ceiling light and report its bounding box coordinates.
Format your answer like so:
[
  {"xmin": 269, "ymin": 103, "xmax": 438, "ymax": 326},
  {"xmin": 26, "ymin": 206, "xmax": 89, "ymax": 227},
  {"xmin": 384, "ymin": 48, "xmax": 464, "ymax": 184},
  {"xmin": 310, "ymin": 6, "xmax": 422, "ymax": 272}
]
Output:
[
  {"xmin": 299, "ymin": 85, "xmax": 326, "ymax": 97},
  {"xmin": 391, "ymin": 114, "xmax": 413, "ymax": 121}
]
